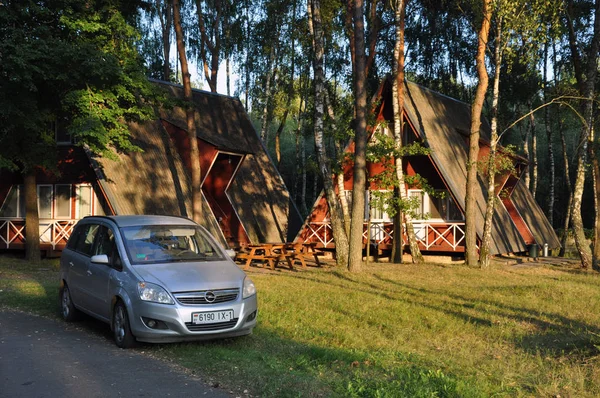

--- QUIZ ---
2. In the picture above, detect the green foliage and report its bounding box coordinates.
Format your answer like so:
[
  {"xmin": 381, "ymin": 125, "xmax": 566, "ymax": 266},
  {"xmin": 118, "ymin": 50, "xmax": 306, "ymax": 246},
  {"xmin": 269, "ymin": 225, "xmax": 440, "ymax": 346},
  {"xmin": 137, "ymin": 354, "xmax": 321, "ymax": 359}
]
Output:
[
  {"xmin": 344, "ymin": 368, "xmax": 474, "ymax": 398},
  {"xmin": 0, "ymin": 0, "xmax": 155, "ymax": 171},
  {"xmin": 366, "ymin": 129, "xmax": 434, "ymax": 219},
  {"xmin": 476, "ymin": 144, "xmax": 518, "ymax": 180}
]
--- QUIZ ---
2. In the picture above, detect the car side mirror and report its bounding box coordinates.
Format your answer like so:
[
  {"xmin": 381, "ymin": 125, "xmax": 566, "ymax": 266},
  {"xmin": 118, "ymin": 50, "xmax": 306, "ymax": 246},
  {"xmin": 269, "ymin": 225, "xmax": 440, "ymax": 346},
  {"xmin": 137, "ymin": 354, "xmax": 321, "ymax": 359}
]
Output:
[
  {"xmin": 225, "ymin": 249, "xmax": 236, "ymax": 260},
  {"xmin": 91, "ymin": 254, "xmax": 110, "ymax": 264}
]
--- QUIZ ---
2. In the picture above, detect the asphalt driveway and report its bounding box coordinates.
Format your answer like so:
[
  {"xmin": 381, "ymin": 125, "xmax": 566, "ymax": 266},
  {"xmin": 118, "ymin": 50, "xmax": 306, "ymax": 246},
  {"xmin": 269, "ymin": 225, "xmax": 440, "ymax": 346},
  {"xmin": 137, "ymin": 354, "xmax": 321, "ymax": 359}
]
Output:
[{"xmin": 0, "ymin": 310, "xmax": 233, "ymax": 398}]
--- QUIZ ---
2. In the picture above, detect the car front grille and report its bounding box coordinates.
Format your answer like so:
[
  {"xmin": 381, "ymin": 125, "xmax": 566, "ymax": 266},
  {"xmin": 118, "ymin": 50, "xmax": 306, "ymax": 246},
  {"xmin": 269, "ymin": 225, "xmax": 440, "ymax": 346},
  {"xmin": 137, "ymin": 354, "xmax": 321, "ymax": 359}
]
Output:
[
  {"xmin": 185, "ymin": 319, "xmax": 239, "ymax": 331},
  {"xmin": 173, "ymin": 288, "xmax": 239, "ymax": 305}
]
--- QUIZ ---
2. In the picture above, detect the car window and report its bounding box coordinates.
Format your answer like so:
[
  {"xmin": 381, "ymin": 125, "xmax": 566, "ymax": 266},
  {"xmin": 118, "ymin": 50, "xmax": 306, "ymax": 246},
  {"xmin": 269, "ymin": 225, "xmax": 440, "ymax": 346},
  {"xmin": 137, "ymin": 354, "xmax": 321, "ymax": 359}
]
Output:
[
  {"xmin": 74, "ymin": 224, "xmax": 99, "ymax": 256},
  {"xmin": 94, "ymin": 225, "xmax": 121, "ymax": 267},
  {"xmin": 120, "ymin": 225, "xmax": 224, "ymax": 264},
  {"xmin": 66, "ymin": 225, "xmax": 84, "ymax": 250}
]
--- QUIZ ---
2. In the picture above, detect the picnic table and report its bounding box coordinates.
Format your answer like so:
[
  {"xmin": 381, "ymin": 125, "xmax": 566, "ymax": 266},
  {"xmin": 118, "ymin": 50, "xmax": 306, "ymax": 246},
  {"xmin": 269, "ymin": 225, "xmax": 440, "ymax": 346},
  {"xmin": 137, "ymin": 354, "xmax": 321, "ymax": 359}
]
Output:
[{"xmin": 235, "ymin": 242, "xmax": 323, "ymax": 270}]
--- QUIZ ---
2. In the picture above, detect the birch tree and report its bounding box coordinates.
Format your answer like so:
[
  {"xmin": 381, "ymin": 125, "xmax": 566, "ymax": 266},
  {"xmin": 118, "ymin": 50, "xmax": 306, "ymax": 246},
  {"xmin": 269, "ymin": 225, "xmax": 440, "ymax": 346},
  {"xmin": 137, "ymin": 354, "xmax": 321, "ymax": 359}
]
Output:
[
  {"xmin": 173, "ymin": 0, "xmax": 203, "ymax": 222},
  {"xmin": 479, "ymin": 15, "xmax": 503, "ymax": 269},
  {"xmin": 564, "ymin": 0, "xmax": 600, "ymax": 269},
  {"xmin": 465, "ymin": 0, "xmax": 492, "ymax": 267},
  {"xmin": 391, "ymin": 0, "xmax": 423, "ymax": 263},
  {"xmin": 309, "ymin": 0, "xmax": 350, "ymax": 267}
]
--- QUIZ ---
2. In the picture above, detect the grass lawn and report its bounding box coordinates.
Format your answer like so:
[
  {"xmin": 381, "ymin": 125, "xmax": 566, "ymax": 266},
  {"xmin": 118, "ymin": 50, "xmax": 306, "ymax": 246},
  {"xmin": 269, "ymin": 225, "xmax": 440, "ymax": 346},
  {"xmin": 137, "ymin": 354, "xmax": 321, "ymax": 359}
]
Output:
[{"xmin": 1, "ymin": 254, "xmax": 600, "ymax": 397}]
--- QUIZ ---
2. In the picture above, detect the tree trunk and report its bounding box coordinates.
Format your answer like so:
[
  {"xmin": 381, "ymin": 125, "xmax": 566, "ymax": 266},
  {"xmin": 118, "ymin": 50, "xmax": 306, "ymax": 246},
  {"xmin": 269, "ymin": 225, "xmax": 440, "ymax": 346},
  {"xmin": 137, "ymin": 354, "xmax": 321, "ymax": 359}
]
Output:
[
  {"xmin": 301, "ymin": 138, "xmax": 308, "ymax": 214},
  {"xmin": 310, "ymin": 0, "xmax": 349, "ymax": 267},
  {"xmin": 173, "ymin": 0, "xmax": 202, "ymax": 222},
  {"xmin": 195, "ymin": 0, "xmax": 221, "ymax": 92},
  {"xmin": 226, "ymin": 56, "xmax": 231, "ymax": 96},
  {"xmin": 348, "ymin": 0, "xmax": 369, "ymax": 272},
  {"xmin": 528, "ymin": 100, "xmax": 538, "ymax": 196},
  {"xmin": 465, "ymin": 0, "xmax": 491, "ymax": 267},
  {"xmin": 522, "ymin": 104, "xmax": 531, "ymax": 191},
  {"xmin": 479, "ymin": 16, "xmax": 502, "ymax": 269},
  {"xmin": 589, "ymin": 129, "xmax": 600, "ymax": 269},
  {"xmin": 260, "ymin": 48, "xmax": 276, "ymax": 144},
  {"xmin": 559, "ymin": 114, "xmax": 573, "ymax": 257},
  {"xmin": 345, "ymin": 0, "xmax": 356, "ymax": 92},
  {"xmin": 24, "ymin": 170, "xmax": 41, "ymax": 262},
  {"xmin": 157, "ymin": 0, "xmax": 172, "ymax": 81},
  {"xmin": 544, "ymin": 40, "xmax": 555, "ymax": 226},
  {"xmin": 570, "ymin": 0, "xmax": 600, "ymax": 270},
  {"xmin": 391, "ymin": 188, "xmax": 403, "ymax": 263},
  {"xmin": 392, "ymin": 0, "xmax": 422, "ymax": 263},
  {"xmin": 275, "ymin": 107, "xmax": 290, "ymax": 169},
  {"xmin": 325, "ymin": 89, "xmax": 351, "ymax": 234},
  {"xmin": 244, "ymin": 1, "xmax": 250, "ymax": 111},
  {"xmin": 293, "ymin": 79, "xmax": 306, "ymax": 207}
]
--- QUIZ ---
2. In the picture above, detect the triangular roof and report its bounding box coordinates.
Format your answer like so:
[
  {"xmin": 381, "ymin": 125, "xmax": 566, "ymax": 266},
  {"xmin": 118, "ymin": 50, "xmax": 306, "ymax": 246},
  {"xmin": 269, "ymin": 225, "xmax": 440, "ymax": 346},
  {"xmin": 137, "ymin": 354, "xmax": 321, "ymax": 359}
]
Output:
[
  {"xmin": 90, "ymin": 80, "xmax": 303, "ymax": 245},
  {"xmin": 394, "ymin": 78, "xmax": 558, "ymax": 253},
  {"xmin": 88, "ymin": 119, "xmax": 225, "ymax": 244}
]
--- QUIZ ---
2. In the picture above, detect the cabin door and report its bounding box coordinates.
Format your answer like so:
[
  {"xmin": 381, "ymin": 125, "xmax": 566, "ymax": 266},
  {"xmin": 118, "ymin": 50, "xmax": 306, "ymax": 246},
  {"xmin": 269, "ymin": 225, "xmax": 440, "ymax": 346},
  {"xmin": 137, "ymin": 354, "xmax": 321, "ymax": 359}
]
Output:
[{"xmin": 203, "ymin": 152, "xmax": 249, "ymax": 247}]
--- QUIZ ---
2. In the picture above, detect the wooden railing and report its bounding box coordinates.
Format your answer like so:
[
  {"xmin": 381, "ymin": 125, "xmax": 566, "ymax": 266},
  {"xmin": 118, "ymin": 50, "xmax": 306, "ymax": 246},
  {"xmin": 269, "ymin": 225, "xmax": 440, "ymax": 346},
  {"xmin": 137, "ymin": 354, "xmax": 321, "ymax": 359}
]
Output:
[
  {"xmin": 300, "ymin": 221, "xmax": 466, "ymax": 251},
  {"xmin": 0, "ymin": 218, "xmax": 78, "ymax": 250},
  {"xmin": 410, "ymin": 222, "xmax": 465, "ymax": 251}
]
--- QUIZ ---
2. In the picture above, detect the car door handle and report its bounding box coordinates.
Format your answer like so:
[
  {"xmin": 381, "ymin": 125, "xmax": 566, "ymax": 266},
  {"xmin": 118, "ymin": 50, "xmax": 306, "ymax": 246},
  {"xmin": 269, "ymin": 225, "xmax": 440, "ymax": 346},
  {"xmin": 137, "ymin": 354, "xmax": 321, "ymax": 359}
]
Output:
[
  {"xmin": 69, "ymin": 262, "xmax": 74, "ymax": 267},
  {"xmin": 87, "ymin": 270, "xmax": 92, "ymax": 276}
]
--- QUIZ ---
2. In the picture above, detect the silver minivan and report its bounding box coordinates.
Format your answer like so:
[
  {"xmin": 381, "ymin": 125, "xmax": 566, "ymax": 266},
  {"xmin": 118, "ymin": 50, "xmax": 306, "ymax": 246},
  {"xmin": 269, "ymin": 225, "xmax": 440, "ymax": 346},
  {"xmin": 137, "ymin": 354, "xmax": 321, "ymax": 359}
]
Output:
[{"xmin": 59, "ymin": 215, "xmax": 257, "ymax": 348}]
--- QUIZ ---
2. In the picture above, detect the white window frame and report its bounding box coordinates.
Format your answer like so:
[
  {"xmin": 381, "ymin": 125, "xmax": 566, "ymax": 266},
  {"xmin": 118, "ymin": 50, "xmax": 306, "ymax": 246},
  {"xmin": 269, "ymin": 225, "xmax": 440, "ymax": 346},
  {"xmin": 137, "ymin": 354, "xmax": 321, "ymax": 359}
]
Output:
[
  {"xmin": 408, "ymin": 189, "xmax": 463, "ymax": 222},
  {"xmin": 53, "ymin": 118, "xmax": 73, "ymax": 146},
  {"xmin": 37, "ymin": 184, "xmax": 54, "ymax": 219},
  {"xmin": 75, "ymin": 184, "xmax": 104, "ymax": 219},
  {"xmin": 367, "ymin": 190, "xmax": 392, "ymax": 222},
  {"xmin": 0, "ymin": 185, "xmax": 25, "ymax": 218},
  {"xmin": 54, "ymin": 184, "xmax": 73, "ymax": 219},
  {"xmin": 343, "ymin": 190, "xmax": 394, "ymax": 223},
  {"xmin": 76, "ymin": 185, "xmax": 93, "ymax": 219}
]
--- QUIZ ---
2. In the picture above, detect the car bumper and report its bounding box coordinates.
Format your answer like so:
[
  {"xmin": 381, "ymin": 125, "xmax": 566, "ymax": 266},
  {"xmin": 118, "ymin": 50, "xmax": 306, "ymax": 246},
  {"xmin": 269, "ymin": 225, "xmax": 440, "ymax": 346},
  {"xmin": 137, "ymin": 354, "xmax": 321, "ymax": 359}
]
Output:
[{"xmin": 128, "ymin": 294, "xmax": 258, "ymax": 343}]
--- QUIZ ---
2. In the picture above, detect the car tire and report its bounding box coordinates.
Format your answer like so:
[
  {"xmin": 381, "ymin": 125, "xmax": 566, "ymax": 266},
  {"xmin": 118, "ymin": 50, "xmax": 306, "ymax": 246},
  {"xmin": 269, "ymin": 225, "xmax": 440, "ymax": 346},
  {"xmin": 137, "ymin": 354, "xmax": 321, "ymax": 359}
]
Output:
[
  {"xmin": 60, "ymin": 283, "xmax": 80, "ymax": 322},
  {"xmin": 113, "ymin": 301, "xmax": 137, "ymax": 349}
]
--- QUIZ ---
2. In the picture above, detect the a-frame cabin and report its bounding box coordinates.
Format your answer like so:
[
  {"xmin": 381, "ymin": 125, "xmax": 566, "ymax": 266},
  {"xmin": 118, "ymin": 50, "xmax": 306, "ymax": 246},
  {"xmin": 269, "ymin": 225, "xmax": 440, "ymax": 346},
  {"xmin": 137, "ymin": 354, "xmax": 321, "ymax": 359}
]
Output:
[
  {"xmin": 0, "ymin": 80, "xmax": 302, "ymax": 253},
  {"xmin": 296, "ymin": 78, "xmax": 560, "ymax": 256}
]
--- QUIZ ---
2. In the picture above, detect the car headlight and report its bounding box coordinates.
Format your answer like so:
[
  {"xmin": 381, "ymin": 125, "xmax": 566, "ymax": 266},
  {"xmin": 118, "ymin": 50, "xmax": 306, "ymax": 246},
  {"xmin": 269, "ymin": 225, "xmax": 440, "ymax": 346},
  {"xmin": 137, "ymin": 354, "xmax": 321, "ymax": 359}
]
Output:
[
  {"xmin": 138, "ymin": 282, "xmax": 175, "ymax": 304},
  {"xmin": 242, "ymin": 277, "xmax": 256, "ymax": 299}
]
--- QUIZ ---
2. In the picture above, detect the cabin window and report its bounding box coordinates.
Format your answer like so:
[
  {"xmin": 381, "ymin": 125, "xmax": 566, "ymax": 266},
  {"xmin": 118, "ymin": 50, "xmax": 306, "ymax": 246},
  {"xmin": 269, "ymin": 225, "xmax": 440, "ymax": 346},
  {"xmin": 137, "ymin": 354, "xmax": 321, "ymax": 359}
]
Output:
[
  {"xmin": 0, "ymin": 185, "xmax": 25, "ymax": 217},
  {"xmin": 37, "ymin": 185, "xmax": 53, "ymax": 219},
  {"xmin": 76, "ymin": 185, "xmax": 104, "ymax": 217},
  {"xmin": 55, "ymin": 185, "xmax": 72, "ymax": 218},
  {"xmin": 408, "ymin": 189, "xmax": 463, "ymax": 221},
  {"xmin": 368, "ymin": 191, "xmax": 392, "ymax": 222},
  {"xmin": 1, "ymin": 184, "xmax": 102, "ymax": 219},
  {"xmin": 343, "ymin": 190, "xmax": 393, "ymax": 222},
  {"xmin": 53, "ymin": 118, "xmax": 74, "ymax": 145},
  {"xmin": 77, "ymin": 185, "xmax": 93, "ymax": 218}
]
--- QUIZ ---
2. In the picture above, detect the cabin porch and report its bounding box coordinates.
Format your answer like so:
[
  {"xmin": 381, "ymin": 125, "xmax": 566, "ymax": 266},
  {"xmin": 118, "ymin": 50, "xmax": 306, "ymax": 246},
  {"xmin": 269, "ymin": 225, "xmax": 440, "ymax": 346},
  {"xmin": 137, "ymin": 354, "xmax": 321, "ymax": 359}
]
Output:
[
  {"xmin": 0, "ymin": 218, "xmax": 78, "ymax": 253},
  {"xmin": 297, "ymin": 221, "xmax": 466, "ymax": 253}
]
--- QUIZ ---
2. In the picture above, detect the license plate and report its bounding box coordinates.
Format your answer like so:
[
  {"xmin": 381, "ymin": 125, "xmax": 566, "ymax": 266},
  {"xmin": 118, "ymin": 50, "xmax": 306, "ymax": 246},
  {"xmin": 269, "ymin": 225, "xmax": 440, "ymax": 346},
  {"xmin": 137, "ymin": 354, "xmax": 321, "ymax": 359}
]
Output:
[{"xmin": 192, "ymin": 310, "xmax": 234, "ymax": 324}]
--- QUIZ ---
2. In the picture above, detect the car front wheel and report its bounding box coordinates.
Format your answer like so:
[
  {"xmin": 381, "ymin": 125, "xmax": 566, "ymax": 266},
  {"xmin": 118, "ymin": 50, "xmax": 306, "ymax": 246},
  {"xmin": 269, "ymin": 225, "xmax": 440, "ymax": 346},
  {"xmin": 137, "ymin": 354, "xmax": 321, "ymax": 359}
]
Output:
[{"xmin": 113, "ymin": 301, "xmax": 137, "ymax": 348}]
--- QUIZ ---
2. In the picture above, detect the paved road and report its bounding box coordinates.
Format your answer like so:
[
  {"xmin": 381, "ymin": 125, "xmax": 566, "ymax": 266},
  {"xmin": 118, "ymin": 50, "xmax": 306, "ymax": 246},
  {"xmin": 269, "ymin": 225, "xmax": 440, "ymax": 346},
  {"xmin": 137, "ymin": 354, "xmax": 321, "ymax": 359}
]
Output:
[{"xmin": 0, "ymin": 310, "xmax": 232, "ymax": 398}]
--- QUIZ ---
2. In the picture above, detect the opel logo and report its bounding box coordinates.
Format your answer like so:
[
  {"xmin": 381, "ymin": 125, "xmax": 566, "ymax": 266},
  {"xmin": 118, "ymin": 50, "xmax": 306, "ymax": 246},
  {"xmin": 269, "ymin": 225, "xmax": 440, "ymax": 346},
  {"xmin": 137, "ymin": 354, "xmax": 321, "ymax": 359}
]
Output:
[{"xmin": 205, "ymin": 291, "xmax": 216, "ymax": 303}]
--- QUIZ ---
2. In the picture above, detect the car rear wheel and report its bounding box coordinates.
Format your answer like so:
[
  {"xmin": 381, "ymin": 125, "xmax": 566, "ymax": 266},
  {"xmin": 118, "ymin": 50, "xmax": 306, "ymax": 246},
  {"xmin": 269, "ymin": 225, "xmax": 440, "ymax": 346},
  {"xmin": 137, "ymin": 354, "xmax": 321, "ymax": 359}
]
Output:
[
  {"xmin": 60, "ymin": 284, "xmax": 80, "ymax": 322},
  {"xmin": 113, "ymin": 301, "xmax": 137, "ymax": 348}
]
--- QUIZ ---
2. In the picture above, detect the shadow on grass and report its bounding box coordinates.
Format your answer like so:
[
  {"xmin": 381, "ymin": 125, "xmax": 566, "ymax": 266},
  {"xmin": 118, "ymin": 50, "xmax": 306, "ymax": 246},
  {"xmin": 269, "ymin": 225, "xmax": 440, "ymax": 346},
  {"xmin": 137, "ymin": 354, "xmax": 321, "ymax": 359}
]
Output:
[
  {"xmin": 370, "ymin": 274, "xmax": 600, "ymax": 359},
  {"xmin": 272, "ymin": 270, "xmax": 600, "ymax": 361},
  {"xmin": 151, "ymin": 327, "xmax": 481, "ymax": 398}
]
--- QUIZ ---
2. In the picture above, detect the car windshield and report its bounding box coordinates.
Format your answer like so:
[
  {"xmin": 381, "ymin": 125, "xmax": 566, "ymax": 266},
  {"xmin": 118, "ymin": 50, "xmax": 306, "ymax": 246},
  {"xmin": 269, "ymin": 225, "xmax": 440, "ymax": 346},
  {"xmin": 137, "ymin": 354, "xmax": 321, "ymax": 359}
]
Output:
[{"xmin": 121, "ymin": 225, "xmax": 225, "ymax": 264}]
